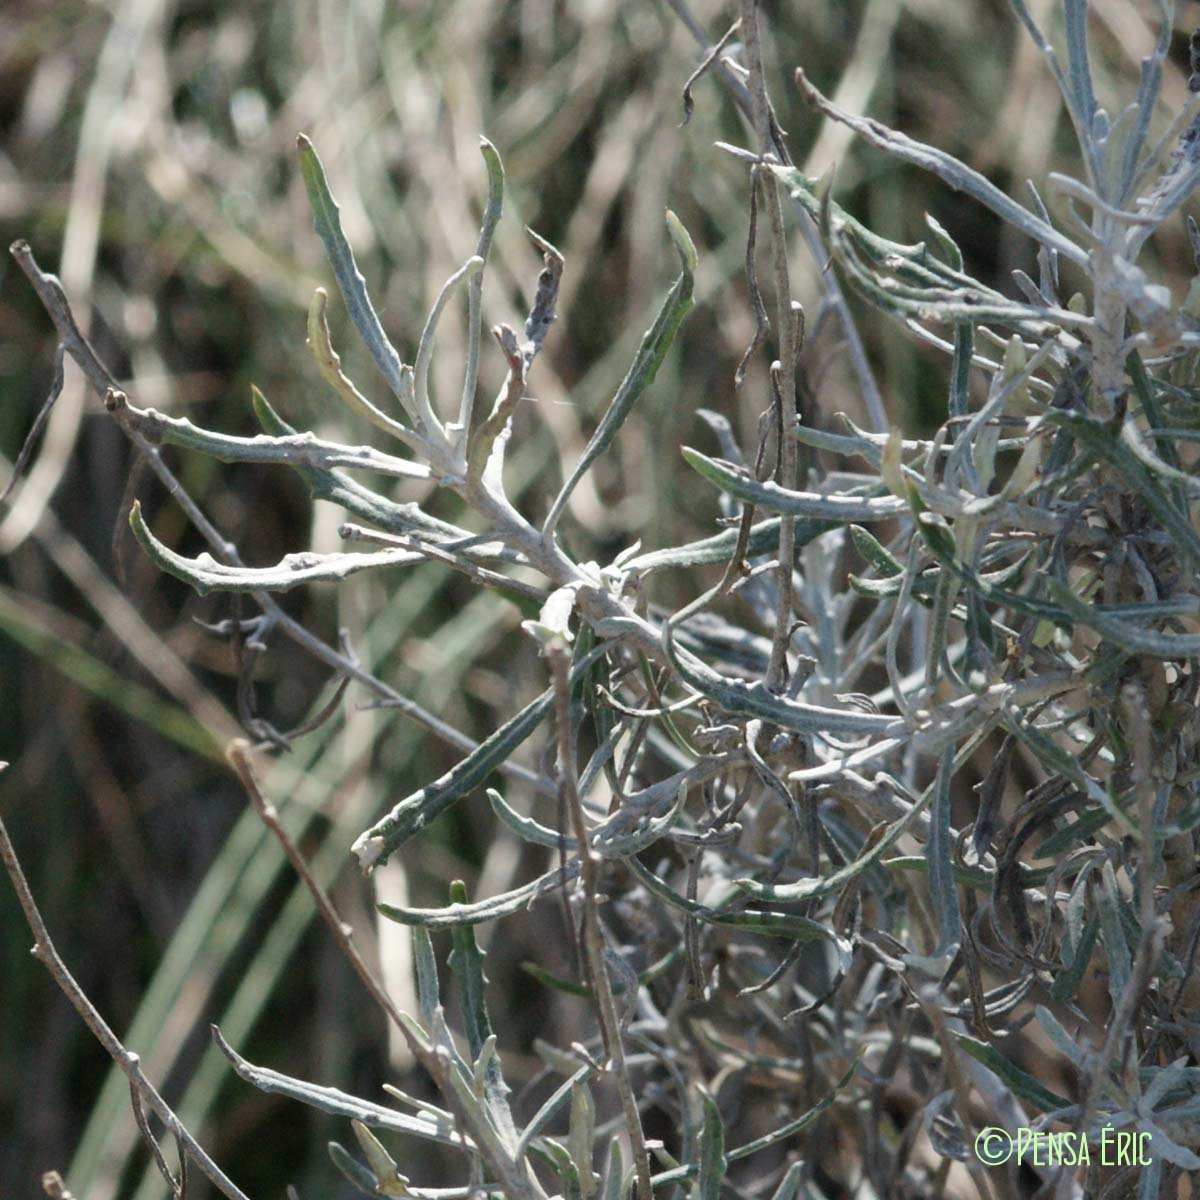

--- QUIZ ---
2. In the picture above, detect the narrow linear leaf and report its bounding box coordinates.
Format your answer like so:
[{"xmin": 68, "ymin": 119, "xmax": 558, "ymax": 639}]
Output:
[
  {"xmin": 627, "ymin": 515, "xmax": 836, "ymax": 573},
  {"xmin": 297, "ymin": 135, "xmax": 413, "ymax": 409},
  {"xmin": 850, "ymin": 524, "xmax": 904, "ymax": 576},
  {"xmin": 879, "ymin": 856, "xmax": 1008, "ymax": 892},
  {"xmin": 493, "ymin": 774, "xmax": 691, "ymax": 858},
  {"xmin": 250, "ymin": 388, "xmax": 483, "ymax": 550},
  {"xmin": 602, "ymin": 1139, "xmax": 627, "ymax": 1200},
  {"xmin": 412, "ymin": 255, "xmax": 483, "ymax": 440},
  {"xmin": 569, "ymin": 1083, "xmax": 597, "ymax": 1200},
  {"xmin": 739, "ymin": 738, "xmax": 960, "ymax": 901},
  {"xmin": 307, "ymin": 287, "xmax": 423, "ymax": 451},
  {"xmin": 412, "ymin": 927, "xmax": 440, "ymax": 1030},
  {"xmin": 624, "ymin": 856, "xmax": 851, "ymax": 957},
  {"xmin": 520, "ymin": 947, "xmax": 682, "ymax": 997},
  {"xmin": 329, "ymin": 1141, "xmax": 386, "ymax": 1197},
  {"xmin": 544, "ymin": 211, "xmax": 696, "ymax": 533},
  {"xmin": 1098, "ymin": 862, "xmax": 1133, "ymax": 1011},
  {"xmin": 768, "ymin": 1163, "xmax": 805, "ymax": 1200},
  {"xmin": 514, "ymin": 1065, "xmax": 594, "ymax": 1159},
  {"xmin": 1002, "ymin": 712, "xmax": 1114, "ymax": 818},
  {"xmin": 352, "ymin": 688, "xmax": 554, "ymax": 869},
  {"xmin": 447, "ymin": 881, "xmax": 517, "ymax": 1148},
  {"xmin": 1035, "ymin": 808, "xmax": 1111, "ymax": 860},
  {"xmin": 955, "ymin": 1035, "xmax": 1072, "ymax": 1113},
  {"xmin": 1137, "ymin": 1157, "xmax": 1162, "ymax": 1200},
  {"xmin": 663, "ymin": 628, "xmax": 903, "ymax": 737},
  {"xmin": 213, "ymin": 1026, "xmax": 465, "ymax": 1146},
  {"xmin": 108, "ymin": 388, "xmax": 429, "ymax": 480},
  {"xmin": 1034, "ymin": 1006, "xmax": 1085, "ymax": 1068},
  {"xmin": 695, "ymin": 1090, "xmax": 726, "ymax": 1200},
  {"xmin": 778, "ymin": 84, "xmax": 1087, "ymax": 267},
  {"xmin": 488, "ymin": 788, "xmax": 575, "ymax": 850},
  {"xmin": 1049, "ymin": 577, "xmax": 1200, "ymax": 659},
  {"xmin": 926, "ymin": 746, "xmax": 962, "ymax": 959},
  {"xmin": 1044, "ymin": 408, "xmax": 1200, "ymax": 566},
  {"xmin": 1142, "ymin": 1122, "xmax": 1200, "ymax": 1170},
  {"xmin": 448, "ymin": 880, "xmax": 495, "ymax": 1060},
  {"xmin": 1127, "ymin": 348, "xmax": 1184, "ymax": 508},
  {"xmin": 683, "ymin": 447, "xmax": 904, "ymax": 522},
  {"xmin": 457, "ymin": 137, "xmax": 506, "ymax": 435},
  {"xmin": 352, "ymin": 1120, "xmax": 411, "ymax": 1197},
  {"xmin": 1051, "ymin": 913, "xmax": 1098, "ymax": 1004},
  {"xmin": 378, "ymin": 862, "xmax": 581, "ymax": 928},
  {"xmin": 353, "ymin": 645, "xmax": 608, "ymax": 869},
  {"xmin": 914, "ymin": 512, "xmax": 1069, "ymax": 627},
  {"xmin": 129, "ymin": 501, "xmax": 426, "ymax": 596}
]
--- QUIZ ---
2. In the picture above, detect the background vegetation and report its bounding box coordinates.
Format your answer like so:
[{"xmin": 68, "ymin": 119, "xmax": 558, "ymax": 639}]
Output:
[{"xmin": 2, "ymin": 1, "xmax": 1198, "ymax": 1197}]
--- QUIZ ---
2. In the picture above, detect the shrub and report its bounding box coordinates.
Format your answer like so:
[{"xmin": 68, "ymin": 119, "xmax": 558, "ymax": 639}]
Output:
[{"xmin": 6, "ymin": 2, "xmax": 1200, "ymax": 1198}]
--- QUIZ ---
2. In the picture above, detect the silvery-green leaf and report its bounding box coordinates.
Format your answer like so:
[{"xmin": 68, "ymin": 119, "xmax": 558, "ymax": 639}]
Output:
[
  {"xmin": 683, "ymin": 447, "xmax": 903, "ymax": 522},
  {"xmin": 955, "ymin": 1035, "xmax": 1072, "ymax": 1113},
  {"xmin": 925, "ymin": 747, "xmax": 961, "ymax": 961},
  {"xmin": 213, "ymin": 1026, "xmax": 465, "ymax": 1146},
  {"xmin": 694, "ymin": 1089, "xmax": 726, "ymax": 1200},
  {"xmin": 448, "ymin": 881, "xmax": 516, "ymax": 1146},
  {"xmin": 602, "ymin": 1139, "xmax": 628, "ymax": 1200},
  {"xmin": 413, "ymin": 927, "xmax": 440, "ymax": 1029},
  {"xmin": 1142, "ymin": 1121, "xmax": 1200, "ymax": 1169},
  {"xmin": 1035, "ymin": 1006, "xmax": 1085, "ymax": 1067},
  {"xmin": 1098, "ymin": 861, "xmax": 1133, "ymax": 1012},
  {"xmin": 352, "ymin": 688, "xmax": 554, "ymax": 869},
  {"xmin": 353, "ymin": 1120, "xmax": 411, "ymax": 1196},
  {"xmin": 569, "ymin": 1082, "xmax": 598, "ymax": 1200},
  {"xmin": 545, "ymin": 211, "xmax": 695, "ymax": 533},
  {"xmin": 1050, "ymin": 914, "xmax": 1098, "ymax": 1004},
  {"xmin": 129, "ymin": 502, "xmax": 429, "ymax": 596},
  {"xmin": 297, "ymin": 136, "xmax": 414, "ymax": 410},
  {"xmin": 768, "ymin": 1163, "xmax": 805, "ymax": 1200},
  {"xmin": 1044, "ymin": 408, "xmax": 1200, "ymax": 566},
  {"xmin": 379, "ymin": 861, "xmax": 580, "ymax": 928},
  {"xmin": 329, "ymin": 1141, "xmax": 386, "ymax": 1197}
]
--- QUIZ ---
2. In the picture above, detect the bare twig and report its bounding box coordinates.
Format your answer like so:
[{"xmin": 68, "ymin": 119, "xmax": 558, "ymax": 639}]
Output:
[
  {"xmin": 129, "ymin": 1073, "xmax": 183, "ymax": 1197},
  {"xmin": 738, "ymin": 0, "xmax": 802, "ymax": 690},
  {"xmin": 680, "ymin": 19, "xmax": 741, "ymax": 127},
  {"xmin": 0, "ymin": 784, "xmax": 252, "ymax": 1200},
  {"xmin": 667, "ymin": 0, "xmax": 887, "ymax": 430},
  {"xmin": 0, "ymin": 341, "xmax": 66, "ymax": 506}
]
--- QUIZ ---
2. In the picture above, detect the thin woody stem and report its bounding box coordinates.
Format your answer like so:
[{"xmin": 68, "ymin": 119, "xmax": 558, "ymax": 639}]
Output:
[
  {"xmin": 8, "ymin": 239, "xmax": 557, "ymax": 802},
  {"xmin": 549, "ymin": 648, "xmax": 653, "ymax": 1200},
  {"xmin": 224, "ymin": 741, "xmax": 541, "ymax": 1200},
  {"xmin": 0, "ymin": 789, "xmax": 252, "ymax": 1200},
  {"xmin": 737, "ymin": 0, "xmax": 802, "ymax": 690}
]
